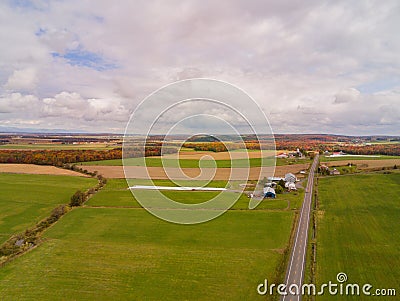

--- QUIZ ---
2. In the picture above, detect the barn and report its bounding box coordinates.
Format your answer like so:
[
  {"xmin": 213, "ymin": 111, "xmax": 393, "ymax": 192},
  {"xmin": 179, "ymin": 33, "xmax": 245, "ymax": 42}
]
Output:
[
  {"xmin": 285, "ymin": 173, "xmax": 297, "ymax": 183},
  {"xmin": 263, "ymin": 187, "xmax": 276, "ymax": 198}
]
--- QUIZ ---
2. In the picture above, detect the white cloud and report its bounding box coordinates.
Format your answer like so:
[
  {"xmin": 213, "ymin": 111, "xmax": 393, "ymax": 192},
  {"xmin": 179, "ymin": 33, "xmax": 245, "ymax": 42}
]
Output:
[
  {"xmin": 4, "ymin": 68, "xmax": 38, "ymax": 91},
  {"xmin": 333, "ymin": 88, "xmax": 361, "ymax": 104},
  {"xmin": 0, "ymin": 0, "xmax": 399, "ymax": 134}
]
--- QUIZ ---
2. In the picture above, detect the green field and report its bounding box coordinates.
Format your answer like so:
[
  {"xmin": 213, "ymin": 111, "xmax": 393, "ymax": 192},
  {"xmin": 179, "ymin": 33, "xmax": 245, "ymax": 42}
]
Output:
[
  {"xmin": 315, "ymin": 172, "xmax": 400, "ymax": 300},
  {"xmin": 0, "ymin": 173, "xmax": 305, "ymax": 300},
  {"xmin": 0, "ymin": 173, "xmax": 97, "ymax": 244},
  {"xmin": 80, "ymin": 156, "xmax": 310, "ymax": 167},
  {"xmin": 0, "ymin": 209, "xmax": 294, "ymax": 300},
  {"xmin": 86, "ymin": 178, "xmax": 304, "ymax": 210},
  {"xmin": 81, "ymin": 157, "xmax": 273, "ymax": 167}
]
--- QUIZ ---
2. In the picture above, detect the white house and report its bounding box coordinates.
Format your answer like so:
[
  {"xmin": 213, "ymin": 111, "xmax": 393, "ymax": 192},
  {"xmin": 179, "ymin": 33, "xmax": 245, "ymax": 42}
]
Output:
[
  {"xmin": 276, "ymin": 152, "xmax": 288, "ymax": 159},
  {"xmin": 285, "ymin": 182, "xmax": 297, "ymax": 190}
]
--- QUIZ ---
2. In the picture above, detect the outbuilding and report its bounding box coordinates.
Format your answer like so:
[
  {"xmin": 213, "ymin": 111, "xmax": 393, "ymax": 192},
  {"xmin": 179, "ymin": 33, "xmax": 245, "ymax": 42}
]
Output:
[
  {"xmin": 285, "ymin": 182, "xmax": 297, "ymax": 191},
  {"xmin": 263, "ymin": 187, "xmax": 276, "ymax": 198},
  {"xmin": 285, "ymin": 173, "xmax": 297, "ymax": 183}
]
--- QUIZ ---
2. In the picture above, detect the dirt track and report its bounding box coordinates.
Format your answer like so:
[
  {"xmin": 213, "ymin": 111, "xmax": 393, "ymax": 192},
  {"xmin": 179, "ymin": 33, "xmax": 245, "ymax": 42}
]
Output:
[
  {"xmin": 82, "ymin": 164, "xmax": 310, "ymax": 180},
  {"xmin": 0, "ymin": 164, "xmax": 88, "ymax": 177}
]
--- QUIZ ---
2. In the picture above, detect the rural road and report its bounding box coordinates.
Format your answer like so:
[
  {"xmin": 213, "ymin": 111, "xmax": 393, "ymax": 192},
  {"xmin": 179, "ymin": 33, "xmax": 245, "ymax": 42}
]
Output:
[{"xmin": 281, "ymin": 154, "xmax": 319, "ymax": 301}]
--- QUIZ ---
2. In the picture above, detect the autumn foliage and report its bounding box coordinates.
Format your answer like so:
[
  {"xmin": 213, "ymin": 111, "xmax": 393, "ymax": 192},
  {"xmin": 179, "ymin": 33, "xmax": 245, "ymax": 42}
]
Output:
[{"xmin": 0, "ymin": 149, "xmax": 122, "ymax": 166}]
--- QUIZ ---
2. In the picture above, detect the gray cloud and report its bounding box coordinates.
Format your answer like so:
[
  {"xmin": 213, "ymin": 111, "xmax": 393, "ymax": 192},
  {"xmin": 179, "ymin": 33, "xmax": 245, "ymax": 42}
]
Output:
[{"xmin": 0, "ymin": 0, "xmax": 399, "ymax": 134}]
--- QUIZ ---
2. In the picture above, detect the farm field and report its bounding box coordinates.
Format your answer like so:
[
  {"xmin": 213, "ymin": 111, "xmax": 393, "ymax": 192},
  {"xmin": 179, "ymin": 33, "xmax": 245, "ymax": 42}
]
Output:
[
  {"xmin": 0, "ymin": 204, "xmax": 296, "ymax": 300},
  {"xmin": 320, "ymin": 155, "xmax": 400, "ymax": 162},
  {"xmin": 81, "ymin": 155, "xmax": 310, "ymax": 167},
  {"xmin": 0, "ymin": 173, "xmax": 97, "ymax": 244},
  {"xmin": 315, "ymin": 172, "xmax": 400, "ymax": 300},
  {"xmin": 161, "ymin": 149, "xmax": 277, "ymax": 159},
  {"xmin": 0, "ymin": 143, "xmax": 117, "ymax": 150},
  {"xmin": 322, "ymin": 158, "xmax": 400, "ymax": 170},
  {"xmin": 86, "ymin": 179, "xmax": 304, "ymax": 210},
  {"xmin": 0, "ymin": 163, "xmax": 88, "ymax": 177},
  {"xmin": 80, "ymin": 164, "xmax": 309, "ymax": 180}
]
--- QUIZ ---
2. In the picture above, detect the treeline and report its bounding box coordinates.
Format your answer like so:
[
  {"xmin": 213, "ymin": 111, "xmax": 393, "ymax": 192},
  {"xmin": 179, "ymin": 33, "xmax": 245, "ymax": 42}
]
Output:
[
  {"xmin": 0, "ymin": 145, "xmax": 178, "ymax": 165},
  {"xmin": 329, "ymin": 144, "xmax": 400, "ymax": 156},
  {"xmin": 183, "ymin": 142, "xmax": 229, "ymax": 152},
  {"xmin": 0, "ymin": 149, "xmax": 122, "ymax": 165},
  {"xmin": 183, "ymin": 141, "xmax": 273, "ymax": 152},
  {"xmin": 182, "ymin": 140, "xmax": 400, "ymax": 156}
]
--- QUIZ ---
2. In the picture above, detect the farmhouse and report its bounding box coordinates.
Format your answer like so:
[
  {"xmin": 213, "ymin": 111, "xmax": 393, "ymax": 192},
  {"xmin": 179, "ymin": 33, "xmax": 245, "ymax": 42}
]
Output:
[
  {"xmin": 276, "ymin": 152, "xmax": 288, "ymax": 159},
  {"xmin": 263, "ymin": 187, "xmax": 276, "ymax": 198},
  {"xmin": 285, "ymin": 182, "xmax": 297, "ymax": 191}
]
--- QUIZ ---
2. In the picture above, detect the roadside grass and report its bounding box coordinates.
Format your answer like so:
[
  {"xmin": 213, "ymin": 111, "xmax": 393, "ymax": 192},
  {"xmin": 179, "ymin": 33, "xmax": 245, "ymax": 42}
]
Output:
[
  {"xmin": 0, "ymin": 173, "xmax": 97, "ymax": 244},
  {"xmin": 315, "ymin": 173, "xmax": 400, "ymax": 300},
  {"xmin": 0, "ymin": 207, "xmax": 294, "ymax": 300}
]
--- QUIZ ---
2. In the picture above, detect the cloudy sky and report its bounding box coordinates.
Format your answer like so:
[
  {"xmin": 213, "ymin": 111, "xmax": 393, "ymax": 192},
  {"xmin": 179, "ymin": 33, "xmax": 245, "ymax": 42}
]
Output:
[{"xmin": 0, "ymin": 0, "xmax": 399, "ymax": 135}]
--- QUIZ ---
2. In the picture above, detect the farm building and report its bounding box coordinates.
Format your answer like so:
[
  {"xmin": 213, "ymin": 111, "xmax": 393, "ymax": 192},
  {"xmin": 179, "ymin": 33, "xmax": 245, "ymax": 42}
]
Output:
[
  {"xmin": 263, "ymin": 187, "xmax": 276, "ymax": 198},
  {"xmin": 265, "ymin": 182, "xmax": 277, "ymax": 188},
  {"xmin": 276, "ymin": 152, "xmax": 288, "ymax": 159},
  {"xmin": 319, "ymin": 164, "xmax": 329, "ymax": 172},
  {"xmin": 284, "ymin": 173, "xmax": 297, "ymax": 183},
  {"xmin": 285, "ymin": 182, "xmax": 297, "ymax": 191},
  {"xmin": 330, "ymin": 168, "xmax": 340, "ymax": 175}
]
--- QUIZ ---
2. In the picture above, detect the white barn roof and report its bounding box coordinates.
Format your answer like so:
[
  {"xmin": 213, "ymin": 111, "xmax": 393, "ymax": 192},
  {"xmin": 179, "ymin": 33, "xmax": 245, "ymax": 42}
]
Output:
[
  {"xmin": 263, "ymin": 187, "xmax": 276, "ymax": 195},
  {"xmin": 285, "ymin": 173, "xmax": 296, "ymax": 183}
]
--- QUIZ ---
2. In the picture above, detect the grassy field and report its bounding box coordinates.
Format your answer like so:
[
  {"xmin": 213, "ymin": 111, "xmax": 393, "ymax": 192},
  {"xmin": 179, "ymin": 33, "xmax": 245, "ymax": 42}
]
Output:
[
  {"xmin": 0, "ymin": 173, "xmax": 97, "ymax": 244},
  {"xmin": 0, "ymin": 173, "xmax": 305, "ymax": 300},
  {"xmin": 80, "ymin": 156, "xmax": 310, "ymax": 167},
  {"xmin": 315, "ymin": 172, "xmax": 400, "ymax": 300},
  {"xmin": 86, "ymin": 178, "xmax": 304, "ymax": 210},
  {"xmin": 0, "ymin": 208, "xmax": 295, "ymax": 300}
]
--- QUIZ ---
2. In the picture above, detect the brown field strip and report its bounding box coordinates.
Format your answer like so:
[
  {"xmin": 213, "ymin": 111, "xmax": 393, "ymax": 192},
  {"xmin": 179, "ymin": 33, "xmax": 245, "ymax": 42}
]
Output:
[
  {"xmin": 0, "ymin": 164, "xmax": 89, "ymax": 177},
  {"xmin": 160, "ymin": 150, "xmax": 281, "ymax": 160},
  {"xmin": 324, "ymin": 158, "xmax": 400, "ymax": 169}
]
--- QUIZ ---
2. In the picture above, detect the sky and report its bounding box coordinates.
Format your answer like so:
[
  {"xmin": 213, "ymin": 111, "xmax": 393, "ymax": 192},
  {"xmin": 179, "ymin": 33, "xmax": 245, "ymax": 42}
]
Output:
[{"xmin": 0, "ymin": 0, "xmax": 399, "ymax": 135}]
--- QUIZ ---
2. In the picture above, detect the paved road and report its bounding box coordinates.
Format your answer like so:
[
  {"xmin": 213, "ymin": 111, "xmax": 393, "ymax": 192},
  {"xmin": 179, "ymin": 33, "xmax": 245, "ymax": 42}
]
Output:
[{"xmin": 281, "ymin": 154, "xmax": 319, "ymax": 301}]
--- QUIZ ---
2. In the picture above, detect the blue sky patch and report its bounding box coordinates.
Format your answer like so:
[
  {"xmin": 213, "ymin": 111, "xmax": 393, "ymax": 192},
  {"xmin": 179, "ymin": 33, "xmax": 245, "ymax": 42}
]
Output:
[
  {"xmin": 8, "ymin": 0, "xmax": 49, "ymax": 11},
  {"xmin": 357, "ymin": 77, "xmax": 400, "ymax": 94},
  {"xmin": 52, "ymin": 48, "xmax": 118, "ymax": 71}
]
